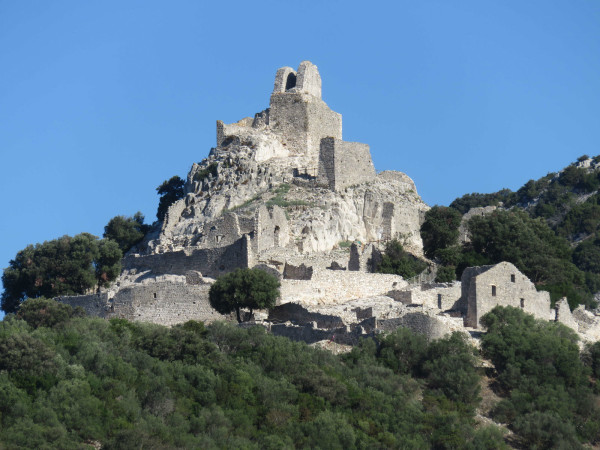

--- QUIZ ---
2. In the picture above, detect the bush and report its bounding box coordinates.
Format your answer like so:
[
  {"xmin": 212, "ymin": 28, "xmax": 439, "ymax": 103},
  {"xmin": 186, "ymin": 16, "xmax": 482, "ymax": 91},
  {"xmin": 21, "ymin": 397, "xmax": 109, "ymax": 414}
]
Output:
[{"xmin": 376, "ymin": 240, "xmax": 427, "ymax": 279}]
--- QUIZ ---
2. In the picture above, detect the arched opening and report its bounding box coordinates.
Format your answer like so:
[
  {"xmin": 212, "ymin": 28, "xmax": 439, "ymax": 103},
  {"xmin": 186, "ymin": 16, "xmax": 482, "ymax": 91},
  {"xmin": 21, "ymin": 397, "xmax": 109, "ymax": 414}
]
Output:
[
  {"xmin": 285, "ymin": 72, "xmax": 296, "ymax": 91},
  {"xmin": 274, "ymin": 226, "xmax": 281, "ymax": 247}
]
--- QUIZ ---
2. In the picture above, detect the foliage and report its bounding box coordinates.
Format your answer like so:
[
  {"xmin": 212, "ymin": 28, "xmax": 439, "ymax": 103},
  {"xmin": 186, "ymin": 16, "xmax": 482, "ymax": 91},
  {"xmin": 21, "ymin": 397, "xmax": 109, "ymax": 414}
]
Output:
[
  {"xmin": 420, "ymin": 206, "xmax": 462, "ymax": 259},
  {"xmin": 0, "ymin": 306, "xmax": 510, "ymax": 449},
  {"xmin": 16, "ymin": 297, "xmax": 85, "ymax": 328},
  {"xmin": 156, "ymin": 175, "xmax": 185, "ymax": 221},
  {"xmin": 435, "ymin": 265, "xmax": 457, "ymax": 283},
  {"xmin": 1, "ymin": 233, "xmax": 122, "ymax": 314},
  {"xmin": 573, "ymin": 234, "xmax": 600, "ymax": 273},
  {"xmin": 376, "ymin": 239, "xmax": 428, "ymax": 279},
  {"xmin": 103, "ymin": 212, "xmax": 149, "ymax": 253},
  {"xmin": 449, "ymin": 189, "xmax": 514, "ymax": 214},
  {"xmin": 465, "ymin": 209, "xmax": 593, "ymax": 307},
  {"xmin": 481, "ymin": 306, "xmax": 600, "ymax": 448},
  {"xmin": 193, "ymin": 162, "xmax": 218, "ymax": 183},
  {"xmin": 209, "ymin": 268, "xmax": 280, "ymax": 322}
]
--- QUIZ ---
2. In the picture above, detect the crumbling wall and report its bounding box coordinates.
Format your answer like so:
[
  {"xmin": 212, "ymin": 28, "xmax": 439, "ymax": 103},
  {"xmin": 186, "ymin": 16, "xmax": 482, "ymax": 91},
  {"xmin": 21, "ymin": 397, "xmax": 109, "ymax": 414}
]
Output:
[
  {"xmin": 377, "ymin": 313, "xmax": 465, "ymax": 341},
  {"xmin": 56, "ymin": 292, "xmax": 110, "ymax": 318},
  {"xmin": 318, "ymin": 138, "xmax": 375, "ymax": 191},
  {"xmin": 280, "ymin": 269, "xmax": 406, "ymax": 305},
  {"xmin": 201, "ymin": 213, "xmax": 242, "ymax": 248},
  {"xmin": 59, "ymin": 281, "xmax": 224, "ymax": 326},
  {"xmin": 254, "ymin": 205, "xmax": 290, "ymax": 254},
  {"xmin": 283, "ymin": 262, "xmax": 313, "ymax": 280},
  {"xmin": 123, "ymin": 236, "xmax": 252, "ymax": 279},
  {"xmin": 392, "ymin": 283, "xmax": 462, "ymax": 310},
  {"xmin": 268, "ymin": 303, "xmax": 344, "ymax": 328},
  {"xmin": 555, "ymin": 298, "xmax": 578, "ymax": 331}
]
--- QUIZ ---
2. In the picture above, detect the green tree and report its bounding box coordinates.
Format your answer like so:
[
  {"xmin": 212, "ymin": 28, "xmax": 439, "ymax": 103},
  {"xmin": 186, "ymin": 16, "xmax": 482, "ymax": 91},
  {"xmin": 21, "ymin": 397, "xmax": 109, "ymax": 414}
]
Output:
[
  {"xmin": 156, "ymin": 176, "xmax": 185, "ymax": 221},
  {"xmin": 1, "ymin": 234, "xmax": 122, "ymax": 314},
  {"xmin": 209, "ymin": 268, "xmax": 280, "ymax": 323},
  {"xmin": 466, "ymin": 209, "xmax": 592, "ymax": 307},
  {"xmin": 376, "ymin": 240, "xmax": 427, "ymax": 279},
  {"xmin": 16, "ymin": 297, "xmax": 85, "ymax": 329},
  {"xmin": 420, "ymin": 206, "xmax": 462, "ymax": 259},
  {"xmin": 103, "ymin": 212, "xmax": 149, "ymax": 253}
]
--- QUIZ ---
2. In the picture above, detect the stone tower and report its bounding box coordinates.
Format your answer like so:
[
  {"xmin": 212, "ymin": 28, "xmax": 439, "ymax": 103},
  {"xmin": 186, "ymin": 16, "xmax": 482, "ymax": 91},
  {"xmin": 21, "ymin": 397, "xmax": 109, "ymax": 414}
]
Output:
[{"xmin": 268, "ymin": 61, "xmax": 342, "ymax": 166}]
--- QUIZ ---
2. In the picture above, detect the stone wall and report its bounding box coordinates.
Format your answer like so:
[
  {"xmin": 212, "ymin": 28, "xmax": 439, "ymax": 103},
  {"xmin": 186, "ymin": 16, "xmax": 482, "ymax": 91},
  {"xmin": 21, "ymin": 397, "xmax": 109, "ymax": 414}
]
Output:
[
  {"xmin": 392, "ymin": 282, "xmax": 462, "ymax": 311},
  {"xmin": 280, "ymin": 269, "xmax": 406, "ymax": 306},
  {"xmin": 462, "ymin": 262, "xmax": 553, "ymax": 328},
  {"xmin": 58, "ymin": 281, "xmax": 225, "ymax": 327},
  {"xmin": 254, "ymin": 205, "xmax": 289, "ymax": 254},
  {"xmin": 318, "ymin": 138, "xmax": 376, "ymax": 191},
  {"xmin": 122, "ymin": 236, "xmax": 252, "ymax": 279}
]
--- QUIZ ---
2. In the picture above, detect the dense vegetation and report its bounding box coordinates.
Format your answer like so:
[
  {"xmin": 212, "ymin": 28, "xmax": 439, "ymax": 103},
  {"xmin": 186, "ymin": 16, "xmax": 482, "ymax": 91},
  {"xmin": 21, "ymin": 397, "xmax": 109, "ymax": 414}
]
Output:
[
  {"xmin": 103, "ymin": 212, "xmax": 150, "ymax": 254},
  {"xmin": 0, "ymin": 298, "xmax": 509, "ymax": 449},
  {"xmin": 422, "ymin": 157, "xmax": 600, "ymax": 307},
  {"xmin": 481, "ymin": 306, "xmax": 600, "ymax": 448},
  {"xmin": 1, "ymin": 233, "xmax": 122, "ymax": 314},
  {"xmin": 376, "ymin": 239, "xmax": 428, "ymax": 279},
  {"xmin": 3, "ymin": 300, "xmax": 600, "ymax": 448}
]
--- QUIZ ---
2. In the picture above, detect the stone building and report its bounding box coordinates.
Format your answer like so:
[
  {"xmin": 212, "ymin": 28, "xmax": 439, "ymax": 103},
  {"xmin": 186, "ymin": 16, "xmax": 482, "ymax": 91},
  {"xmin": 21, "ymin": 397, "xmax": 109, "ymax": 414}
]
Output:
[{"xmin": 461, "ymin": 261, "xmax": 554, "ymax": 328}]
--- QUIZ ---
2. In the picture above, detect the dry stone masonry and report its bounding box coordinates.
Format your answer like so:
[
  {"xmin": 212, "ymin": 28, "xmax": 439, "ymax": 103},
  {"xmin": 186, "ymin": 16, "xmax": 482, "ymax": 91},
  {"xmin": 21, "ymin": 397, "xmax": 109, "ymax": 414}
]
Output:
[{"xmin": 57, "ymin": 61, "xmax": 600, "ymax": 344}]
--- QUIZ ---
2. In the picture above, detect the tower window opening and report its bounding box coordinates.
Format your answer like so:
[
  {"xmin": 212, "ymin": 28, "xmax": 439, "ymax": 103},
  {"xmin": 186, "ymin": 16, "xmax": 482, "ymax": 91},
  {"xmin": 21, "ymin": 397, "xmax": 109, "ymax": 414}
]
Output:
[{"xmin": 285, "ymin": 72, "xmax": 296, "ymax": 91}]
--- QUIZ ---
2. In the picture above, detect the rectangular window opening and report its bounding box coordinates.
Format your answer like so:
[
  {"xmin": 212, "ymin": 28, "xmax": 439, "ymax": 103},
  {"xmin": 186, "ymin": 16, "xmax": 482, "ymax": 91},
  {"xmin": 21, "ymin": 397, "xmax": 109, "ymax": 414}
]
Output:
[
  {"xmin": 491, "ymin": 285, "xmax": 497, "ymax": 297},
  {"xmin": 511, "ymin": 274, "xmax": 516, "ymax": 282},
  {"xmin": 437, "ymin": 294, "xmax": 442, "ymax": 309},
  {"xmin": 520, "ymin": 298, "xmax": 525, "ymax": 308},
  {"xmin": 153, "ymin": 293, "xmax": 157, "ymax": 299}
]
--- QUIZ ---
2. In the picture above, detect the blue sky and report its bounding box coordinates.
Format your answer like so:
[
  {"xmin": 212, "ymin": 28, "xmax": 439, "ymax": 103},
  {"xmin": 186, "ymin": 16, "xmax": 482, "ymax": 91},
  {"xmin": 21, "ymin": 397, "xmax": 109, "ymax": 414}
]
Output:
[{"xmin": 1, "ymin": 1, "xmax": 599, "ymax": 316}]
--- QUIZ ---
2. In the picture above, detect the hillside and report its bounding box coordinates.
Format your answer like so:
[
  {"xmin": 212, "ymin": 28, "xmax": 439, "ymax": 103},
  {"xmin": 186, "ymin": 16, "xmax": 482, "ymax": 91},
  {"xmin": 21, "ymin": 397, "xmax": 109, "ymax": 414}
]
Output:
[
  {"xmin": 3, "ymin": 298, "xmax": 600, "ymax": 449},
  {"xmin": 421, "ymin": 155, "xmax": 600, "ymax": 308}
]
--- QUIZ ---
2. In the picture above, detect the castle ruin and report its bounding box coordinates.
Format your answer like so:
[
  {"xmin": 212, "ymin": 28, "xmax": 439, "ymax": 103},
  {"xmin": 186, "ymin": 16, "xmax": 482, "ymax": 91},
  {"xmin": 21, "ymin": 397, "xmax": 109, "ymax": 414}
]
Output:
[{"xmin": 57, "ymin": 61, "xmax": 600, "ymax": 345}]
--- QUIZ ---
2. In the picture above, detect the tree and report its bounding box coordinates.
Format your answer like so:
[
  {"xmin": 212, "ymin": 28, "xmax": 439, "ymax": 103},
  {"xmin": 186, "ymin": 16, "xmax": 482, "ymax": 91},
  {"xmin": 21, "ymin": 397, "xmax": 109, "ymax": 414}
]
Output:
[
  {"xmin": 103, "ymin": 212, "xmax": 149, "ymax": 253},
  {"xmin": 420, "ymin": 206, "xmax": 461, "ymax": 259},
  {"xmin": 156, "ymin": 176, "xmax": 185, "ymax": 221},
  {"xmin": 209, "ymin": 268, "xmax": 280, "ymax": 323},
  {"xmin": 1, "ymin": 234, "xmax": 122, "ymax": 314},
  {"xmin": 376, "ymin": 240, "xmax": 427, "ymax": 279}
]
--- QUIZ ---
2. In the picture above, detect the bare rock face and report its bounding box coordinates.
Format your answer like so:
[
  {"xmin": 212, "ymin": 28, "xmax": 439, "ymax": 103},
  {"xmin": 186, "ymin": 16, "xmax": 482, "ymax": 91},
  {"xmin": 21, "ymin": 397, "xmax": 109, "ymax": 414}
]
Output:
[{"xmin": 140, "ymin": 61, "xmax": 428, "ymax": 265}]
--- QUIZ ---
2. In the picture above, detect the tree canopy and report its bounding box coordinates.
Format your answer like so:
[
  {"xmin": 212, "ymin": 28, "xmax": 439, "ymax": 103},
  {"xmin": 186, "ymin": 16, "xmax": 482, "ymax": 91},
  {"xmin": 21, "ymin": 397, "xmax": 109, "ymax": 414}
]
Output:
[
  {"xmin": 376, "ymin": 239, "xmax": 427, "ymax": 280},
  {"xmin": 156, "ymin": 176, "xmax": 185, "ymax": 221},
  {"xmin": 1, "ymin": 233, "xmax": 122, "ymax": 314},
  {"xmin": 209, "ymin": 268, "xmax": 280, "ymax": 322},
  {"xmin": 420, "ymin": 206, "xmax": 461, "ymax": 259},
  {"xmin": 103, "ymin": 212, "xmax": 149, "ymax": 253}
]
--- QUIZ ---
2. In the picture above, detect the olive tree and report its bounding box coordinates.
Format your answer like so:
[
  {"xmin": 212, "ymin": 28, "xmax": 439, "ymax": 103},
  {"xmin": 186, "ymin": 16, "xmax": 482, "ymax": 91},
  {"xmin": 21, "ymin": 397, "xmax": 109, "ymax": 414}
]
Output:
[{"xmin": 209, "ymin": 268, "xmax": 280, "ymax": 323}]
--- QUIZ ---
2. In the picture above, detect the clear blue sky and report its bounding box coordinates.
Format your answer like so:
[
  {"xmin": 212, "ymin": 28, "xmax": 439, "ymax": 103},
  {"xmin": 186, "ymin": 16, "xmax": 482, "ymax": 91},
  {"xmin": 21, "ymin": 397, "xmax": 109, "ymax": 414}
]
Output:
[{"xmin": 1, "ymin": 1, "xmax": 599, "ymax": 317}]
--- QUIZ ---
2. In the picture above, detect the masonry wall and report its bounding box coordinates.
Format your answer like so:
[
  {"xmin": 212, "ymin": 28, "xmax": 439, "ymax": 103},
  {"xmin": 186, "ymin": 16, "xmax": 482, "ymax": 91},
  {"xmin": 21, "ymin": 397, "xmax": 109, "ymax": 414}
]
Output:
[
  {"xmin": 280, "ymin": 269, "xmax": 406, "ymax": 305},
  {"xmin": 318, "ymin": 138, "xmax": 375, "ymax": 191},
  {"xmin": 394, "ymin": 283, "xmax": 462, "ymax": 310},
  {"xmin": 269, "ymin": 93, "xmax": 341, "ymax": 162},
  {"xmin": 58, "ymin": 281, "xmax": 225, "ymax": 326},
  {"xmin": 464, "ymin": 262, "xmax": 553, "ymax": 328},
  {"xmin": 56, "ymin": 292, "xmax": 110, "ymax": 318},
  {"xmin": 122, "ymin": 236, "xmax": 251, "ymax": 278}
]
